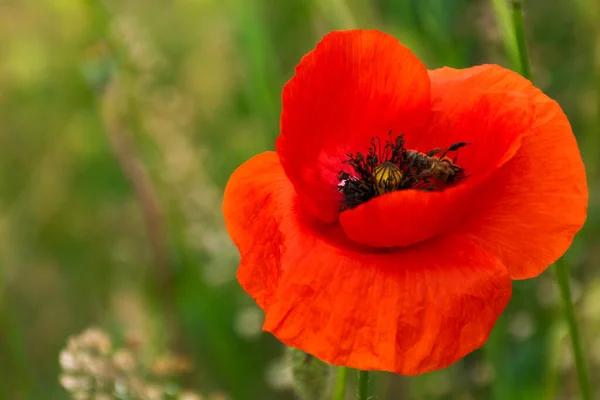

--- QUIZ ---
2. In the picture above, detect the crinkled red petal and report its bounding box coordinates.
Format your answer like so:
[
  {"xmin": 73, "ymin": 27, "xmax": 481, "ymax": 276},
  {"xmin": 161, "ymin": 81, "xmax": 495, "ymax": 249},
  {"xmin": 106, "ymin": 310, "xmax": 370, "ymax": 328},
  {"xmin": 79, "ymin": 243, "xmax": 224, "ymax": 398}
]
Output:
[
  {"xmin": 429, "ymin": 65, "xmax": 588, "ymax": 279},
  {"xmin": 340, "ymin": 89, "xmax": 533, "ymax": 248},
  {"xmin": 223, "ymin": 152, "xmax": 287, "ymax": 310},
  {"xmin": 277, "ymin": 30, "xmax": 431, "ymax": 223},
  {"xmin": 223, "ymin": 152, "xmax": 512, "ymax": 374}
]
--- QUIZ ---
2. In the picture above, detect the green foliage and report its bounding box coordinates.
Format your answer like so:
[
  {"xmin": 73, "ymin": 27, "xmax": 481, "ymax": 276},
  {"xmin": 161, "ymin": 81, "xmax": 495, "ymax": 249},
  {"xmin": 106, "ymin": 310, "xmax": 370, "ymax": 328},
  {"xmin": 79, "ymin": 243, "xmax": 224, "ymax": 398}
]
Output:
[
  {"xmin": 288, "ymin": 348, "xmax": 332, "ymax": 400},
  {"xmin": 0, "ymin": 0, "xmax": 598, "ymax": 399}
]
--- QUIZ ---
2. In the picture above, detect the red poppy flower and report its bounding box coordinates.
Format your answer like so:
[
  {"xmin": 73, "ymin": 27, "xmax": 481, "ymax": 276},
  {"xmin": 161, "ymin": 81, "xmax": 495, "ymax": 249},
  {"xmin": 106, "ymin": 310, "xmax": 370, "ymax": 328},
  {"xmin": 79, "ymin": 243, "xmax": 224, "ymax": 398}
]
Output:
[{"xmin": 222, "ymin": 30, "xmax": 587, "ymax": 374}]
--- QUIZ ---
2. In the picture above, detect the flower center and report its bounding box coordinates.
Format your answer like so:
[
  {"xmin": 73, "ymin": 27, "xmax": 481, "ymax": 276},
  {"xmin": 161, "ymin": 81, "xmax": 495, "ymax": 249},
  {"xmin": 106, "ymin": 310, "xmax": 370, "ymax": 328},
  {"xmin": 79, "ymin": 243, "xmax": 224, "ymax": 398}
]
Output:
[{"xmin": 337, "ymin": 132, "xmax": 470, "ymax": 210}]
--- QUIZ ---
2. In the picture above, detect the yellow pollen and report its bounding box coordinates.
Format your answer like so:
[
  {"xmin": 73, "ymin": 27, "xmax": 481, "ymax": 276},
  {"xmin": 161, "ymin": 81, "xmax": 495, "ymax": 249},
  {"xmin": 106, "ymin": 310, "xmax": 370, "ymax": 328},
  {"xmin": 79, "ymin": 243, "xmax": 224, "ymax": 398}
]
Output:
[{"xmin": 372, "ymin": 161, "xmax": 403, "ymax": 195}]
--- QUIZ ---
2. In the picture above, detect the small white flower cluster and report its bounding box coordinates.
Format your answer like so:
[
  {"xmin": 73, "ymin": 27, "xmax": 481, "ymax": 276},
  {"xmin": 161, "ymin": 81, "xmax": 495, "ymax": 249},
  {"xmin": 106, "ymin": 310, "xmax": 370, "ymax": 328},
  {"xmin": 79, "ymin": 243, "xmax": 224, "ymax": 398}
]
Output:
[{"xmin": 58, "ymin": 327, "xmax": 217, "ymax": 400}]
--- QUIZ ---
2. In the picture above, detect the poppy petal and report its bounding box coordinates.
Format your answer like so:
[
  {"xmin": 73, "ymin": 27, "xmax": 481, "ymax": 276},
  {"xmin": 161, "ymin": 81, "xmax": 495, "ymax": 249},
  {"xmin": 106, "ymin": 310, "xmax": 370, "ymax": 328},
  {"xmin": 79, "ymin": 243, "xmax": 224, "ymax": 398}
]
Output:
[
  {"xmin": 339, "ymin": 89, "xmax": 533, "ymax": 248},
  {"xmin": 224, "ymin": 152, "xmax": 512, "ymax": 374},
  {"xmin": 277, "ymin": 30, "xmax": 431, "ymax": 223},
  {"xmin": 429, "ymin": 65, "xmax": 588, "ymax": 279},
  {"xmin": 264, "ymin": 215, "xmax": 512, "ymax": 375},
  {"xmin": 222, "ymin": 152, "xmax": 288, "ymax": 310}
]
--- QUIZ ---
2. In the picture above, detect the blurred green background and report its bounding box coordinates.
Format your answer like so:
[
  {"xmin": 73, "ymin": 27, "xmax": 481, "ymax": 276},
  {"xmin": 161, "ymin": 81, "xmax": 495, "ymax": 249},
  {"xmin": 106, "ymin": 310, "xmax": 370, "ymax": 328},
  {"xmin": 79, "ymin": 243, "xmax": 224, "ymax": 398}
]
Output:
[{"xmin": 0, "ymin": 0, "xmax": 599, "ymax": 399}]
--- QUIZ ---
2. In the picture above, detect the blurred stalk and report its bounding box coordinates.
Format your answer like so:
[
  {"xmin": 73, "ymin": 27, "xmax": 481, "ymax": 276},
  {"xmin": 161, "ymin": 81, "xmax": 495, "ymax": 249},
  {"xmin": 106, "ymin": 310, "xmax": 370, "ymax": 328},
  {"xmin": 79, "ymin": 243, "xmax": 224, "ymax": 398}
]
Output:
[
  {"xmin": 554, "ymin": 259, "xmax": 592, "ymax": 400},
  {"xmin": 490, "ymin": 0, "xmax": 520, "ymax": 71},
  {"xmin": 586, "ymin": 0, "xmax": 600, "ymax": 179},
  {"xmin": 570, "ymin": 0, "xmax": 600, "ymax": 178},
  {"xmin": 357, "ymin": 370, "xmax": 369, "ymax": 400},
  {"xmin": 100, "ymin": 82, "xmax": 178, "ymax": 332},
  {"xmin": 511, "ymin": 0, "xmax": 532, "ymax": 80},
  {"xmin": 317, "ymin": 0, "xmax": 356, "ymax": 29},
  {"xmin": 0, "ymin": 295, "xmax": 32, "ymax": 398},
  {"xmin": 505, "ymin": 1, "xmax": 592, "ymax": 398},
  {"xmin": 483, "ymin": 315, "xmax": 512, "ymax": 400},
  {"xmin": 596, "ymin": 5, "xmax": 600, "ymax": 176},
  {"xmin": 333, "ymin": 367, "xmax": 347, "ymax": 400},
  {"xmin": 543, "ymin": 323, "xmax": 562, "ymax": 400},
  {"xmin": 81, "ymin": 0, "xmax": 189, "ymax": 357},
  {"xmin": 233, "ymin": 0, "xmax": 281, "ymax": 140}
]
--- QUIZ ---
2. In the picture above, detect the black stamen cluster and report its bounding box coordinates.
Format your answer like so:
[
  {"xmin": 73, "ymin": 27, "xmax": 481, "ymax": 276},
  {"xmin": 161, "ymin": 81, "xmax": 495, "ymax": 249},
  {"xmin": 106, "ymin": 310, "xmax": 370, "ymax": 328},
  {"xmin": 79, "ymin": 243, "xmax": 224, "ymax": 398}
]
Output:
[
  {"xmin": 337, "ymin": 132, "xmax": 408, "ymax": 210},
  {"xmin": 337, "ymin": 132, "xmax": 469, "ymax": 210}
]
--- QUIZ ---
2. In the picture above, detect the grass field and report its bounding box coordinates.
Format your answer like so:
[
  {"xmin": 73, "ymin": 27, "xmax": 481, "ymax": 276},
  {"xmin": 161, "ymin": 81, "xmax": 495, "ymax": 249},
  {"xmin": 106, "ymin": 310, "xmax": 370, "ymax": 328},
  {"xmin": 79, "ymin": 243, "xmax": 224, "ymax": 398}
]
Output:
[{"xmin": 0, "ymin": 0, "xmax": 599, "ymax": 399}]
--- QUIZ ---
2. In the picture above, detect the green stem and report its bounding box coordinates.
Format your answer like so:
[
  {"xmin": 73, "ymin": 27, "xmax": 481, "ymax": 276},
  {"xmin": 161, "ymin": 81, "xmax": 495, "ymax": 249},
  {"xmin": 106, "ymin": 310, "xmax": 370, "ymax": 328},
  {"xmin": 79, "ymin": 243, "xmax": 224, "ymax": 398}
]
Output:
[
  {"xmin": 357, "ymin": 370, "xmax": 369, "ymax": 400},
  {"xmin": 490, "ymin": 0, "xmax": 520, "ymax": 70},
  {"xmin": 484, "ymin": 315, "xmax": 512, "ymax": 400},
  {"xmin": 511, "ymin": 0, "xmax": 533, "ymax": 80},
  {"xmin": 589, "ymin": 1, "xmax": 600, "ymax": 179},
  {"xmin": 333, "ymin": 367, "xmax": 347, "ymax": 400},
  {"xmin": 316, "ymin": 0, "xmax": 356, "ymax": 29},
  {"xmin": 503, "ymin": 2, "xmax": 592, "ymax": 398},
  {"xmin": 555, "ymin": 260, "xmax": 592, "ymax": 400}
]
